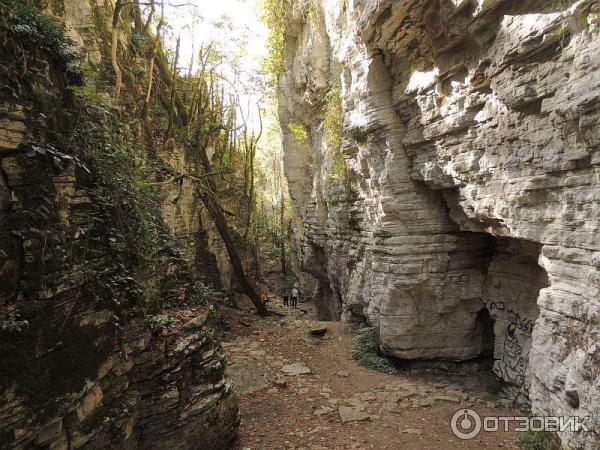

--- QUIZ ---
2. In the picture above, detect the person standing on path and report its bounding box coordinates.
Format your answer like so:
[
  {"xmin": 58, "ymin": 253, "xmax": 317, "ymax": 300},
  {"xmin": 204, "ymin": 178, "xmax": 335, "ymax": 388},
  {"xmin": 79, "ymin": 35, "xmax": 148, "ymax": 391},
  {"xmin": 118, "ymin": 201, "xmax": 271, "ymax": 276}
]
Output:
[
  {"xmin": 282, "ymin": 290, "xmax": 289, "ymax": 307},
  {"xmin": 291, "ymin": 286, "xmax": 299, "ymax": 309}
]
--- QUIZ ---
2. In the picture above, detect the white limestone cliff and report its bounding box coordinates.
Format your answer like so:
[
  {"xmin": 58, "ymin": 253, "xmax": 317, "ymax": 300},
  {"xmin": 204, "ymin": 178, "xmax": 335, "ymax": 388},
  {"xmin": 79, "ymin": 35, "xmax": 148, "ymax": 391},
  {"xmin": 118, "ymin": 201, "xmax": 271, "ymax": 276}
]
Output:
[{"xmin": 279, "ymin": 0, "xmax": 600, "ymax": 447}]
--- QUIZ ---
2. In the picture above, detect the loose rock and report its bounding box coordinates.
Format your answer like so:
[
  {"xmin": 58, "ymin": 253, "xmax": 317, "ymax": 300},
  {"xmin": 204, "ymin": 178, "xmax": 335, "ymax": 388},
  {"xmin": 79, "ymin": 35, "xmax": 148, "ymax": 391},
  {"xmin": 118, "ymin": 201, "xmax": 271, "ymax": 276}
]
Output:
[
  {"xmin": 282, "ymin": 363, "xmax": 312, "ymax": 376},
  {"xmin": 338, "ymin": 406, "xmax": 371, "ymax": 423}
]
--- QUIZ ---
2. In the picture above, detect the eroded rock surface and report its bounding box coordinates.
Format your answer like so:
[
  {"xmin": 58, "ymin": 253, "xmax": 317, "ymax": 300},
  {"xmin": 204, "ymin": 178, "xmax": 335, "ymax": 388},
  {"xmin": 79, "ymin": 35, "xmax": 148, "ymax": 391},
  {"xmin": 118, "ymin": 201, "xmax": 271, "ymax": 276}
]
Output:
[
  {"xmin": 279, "ymin": 0, "xmax": 600, "ymax": 447},
  {"xmin": 0, "ymin": 3, "xmax": 239, "ymax": 449}
]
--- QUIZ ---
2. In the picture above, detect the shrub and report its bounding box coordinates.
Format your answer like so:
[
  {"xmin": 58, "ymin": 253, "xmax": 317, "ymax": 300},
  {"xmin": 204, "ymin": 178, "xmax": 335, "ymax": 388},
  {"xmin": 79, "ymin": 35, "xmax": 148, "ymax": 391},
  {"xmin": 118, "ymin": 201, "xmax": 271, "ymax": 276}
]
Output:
[
  {"xmin": 517, "ymin": 430, "xmax": 547, "ymax": 450},
  {"xmin": 516, "ymin": 406, "xmax": 552, "ymax": 450},
  {"xmin": 189, "ymin": 281, "xmax": 227, "ymax": 305},
  {"xmin": 0, "ymin": 0, "xmax": 83, "ymax": 84},
  {"xmin": 352, "ymin": 326, "xmax": 398, "ymax": 375},
  {"xmin": 147, "ymin": 314, "xmax": 177, "ymax": 332}
]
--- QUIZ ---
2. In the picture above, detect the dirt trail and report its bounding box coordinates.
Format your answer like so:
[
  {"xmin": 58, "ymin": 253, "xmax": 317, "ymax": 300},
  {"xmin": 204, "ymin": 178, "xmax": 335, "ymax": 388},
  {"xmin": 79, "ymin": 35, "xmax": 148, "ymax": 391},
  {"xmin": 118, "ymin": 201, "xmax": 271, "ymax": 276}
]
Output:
[{"xmin": 222, "ymin": 298, "xmax": 520, "ymax": 450}]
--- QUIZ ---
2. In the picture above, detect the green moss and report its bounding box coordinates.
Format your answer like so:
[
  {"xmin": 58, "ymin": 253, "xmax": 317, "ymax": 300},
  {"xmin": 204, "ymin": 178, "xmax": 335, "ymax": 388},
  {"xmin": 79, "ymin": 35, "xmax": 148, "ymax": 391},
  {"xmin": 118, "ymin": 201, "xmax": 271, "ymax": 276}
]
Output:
[
  {"xmin": 323, "ymin": 86, "xmax": 348, "ymax": 187},
  {"xmin": 69, "ymin": 83, "xmax": 103, "ymax": 103},
  {"xmin": 323, "ymin": 86, "xmax": 343, "ymax": 152},
  {"xmin": 288, "ymin": 122, "xmax": 308, "ymax": 144},
  {"xmin": 330, "ymin": 151, "xmax": 347, "ymax": 182}
]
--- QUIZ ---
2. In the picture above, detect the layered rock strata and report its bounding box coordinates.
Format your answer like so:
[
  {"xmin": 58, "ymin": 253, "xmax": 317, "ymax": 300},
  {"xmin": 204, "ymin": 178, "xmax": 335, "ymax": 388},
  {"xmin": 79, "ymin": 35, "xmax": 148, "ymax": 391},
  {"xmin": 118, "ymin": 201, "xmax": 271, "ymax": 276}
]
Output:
[
  {"xmin": 279, "ymin": 0, "xmax": 600, "ymax": 447},
  {"xmin": 0, "ymin": 2, "xmax": 239, "ymax": 448},
  {"xmin": 0, "ymin": 110, "xmax": 239, "ymax": 449}
]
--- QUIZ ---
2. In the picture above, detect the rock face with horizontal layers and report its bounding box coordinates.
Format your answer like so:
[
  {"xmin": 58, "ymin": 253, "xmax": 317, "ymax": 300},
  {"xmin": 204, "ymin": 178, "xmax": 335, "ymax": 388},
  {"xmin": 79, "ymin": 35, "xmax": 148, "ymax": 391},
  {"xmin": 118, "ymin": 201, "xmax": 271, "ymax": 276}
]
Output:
[
  {"xmin": 279, "ymin": 0, "xmax": 600, "ymax": 447},
  {"xmin": 0, "ymin": 108, "xmax": 239, "ymax": 449},
  {"xmin": 0, "ymin": 2, "xmax": 239, "ymax": 449}
]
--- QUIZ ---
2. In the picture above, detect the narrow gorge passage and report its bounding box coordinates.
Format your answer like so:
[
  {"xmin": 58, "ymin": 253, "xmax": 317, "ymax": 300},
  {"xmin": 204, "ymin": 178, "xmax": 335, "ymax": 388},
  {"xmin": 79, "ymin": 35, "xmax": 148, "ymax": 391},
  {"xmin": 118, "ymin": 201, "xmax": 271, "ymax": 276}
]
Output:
[{"xmin": 1, "ymin": 0, "xmax": 599, "ymax": 449}]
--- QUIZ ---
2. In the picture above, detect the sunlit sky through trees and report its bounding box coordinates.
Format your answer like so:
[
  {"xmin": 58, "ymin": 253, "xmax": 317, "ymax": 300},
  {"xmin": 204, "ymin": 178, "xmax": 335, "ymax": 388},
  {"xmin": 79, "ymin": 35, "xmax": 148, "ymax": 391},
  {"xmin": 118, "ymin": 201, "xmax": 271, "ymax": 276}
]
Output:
[
  {"xmin": 164, "ymin": 0, "xmax": 286, "ymax": 206},
  {"xmin": 165, "ymin": 0, "xmax": 270, "ymax": 129}
]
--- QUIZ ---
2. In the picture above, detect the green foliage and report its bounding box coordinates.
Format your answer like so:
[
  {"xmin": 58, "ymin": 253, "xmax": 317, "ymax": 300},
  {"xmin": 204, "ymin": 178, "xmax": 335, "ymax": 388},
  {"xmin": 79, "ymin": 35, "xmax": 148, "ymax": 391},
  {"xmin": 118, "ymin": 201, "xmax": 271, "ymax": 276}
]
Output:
[
  {"xmin": 69, "ymin": 62, "xmax": 104, "ymax": 102},
  {"xmin": 516, "ymin": 406, "xmax": 551, "ymax": 450},
  {"xmin": 288, "ymin": 122, "xmax": 308, "ymax": 144},
  {"xmin": 147, "ymin": 314, "xmax": 177, "ymax": 332},
  {"xmin": 281, "ymin": 273, "xmax": 296, "ymax": 290},
  {"xmin": 260, "ymin": 0, "xmax": 325, "ymax": 87},
  {"xmin": 69, "ymin": 84, "xmax": 103, "ymax": 103},
  {"xmin": 267, "ymin": 246, "xmax": 281, "ymax": 259},
  {"xmin": 260, "ymin": 0, "xmax": 288, "ymax": 85},
  {"xmin": 352, "ymin": 325, "xmax": 398, "ymax": 374},
  {"xmin": 323, "ymin": 87, "xmax": 343, "ymax": 152},
  {"xmin": 517, "ymin": 430, "xmax": 547, "ymax": 450},
  {"xmin": 130, "ymin": 31, "xmax": 149, "ymax": 51},
  {"xmin": 189, "ymin": 281, "xmax": 227, "ymax": 305},
  {"xmin": 347, "ymin": 310, "xmax": 367, "ymax": 330},
  {"xmin": 89, "ymin": 144, "xmax": 165, "ymax": 261},
  {"xmin": 0, "ymin": 0, "xmax": 83, "ymax": 84},
  {"xmin": 323, "ymin": 86, "xmax": 348, "ymax": 186},
  {"xmin": 58, "ymin": 95, "xmax": 181, "ymax": 312},
  {"xmin": 330, "ymin": 151, "xmax": 347, "ymax": 182}
]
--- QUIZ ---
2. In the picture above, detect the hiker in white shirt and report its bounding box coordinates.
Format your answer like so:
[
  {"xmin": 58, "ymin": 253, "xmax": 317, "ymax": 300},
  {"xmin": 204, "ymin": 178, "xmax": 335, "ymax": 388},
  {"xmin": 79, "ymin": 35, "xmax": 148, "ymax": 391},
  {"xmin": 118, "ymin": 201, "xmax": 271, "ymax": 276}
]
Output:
[{"xmin": 291, "ymin": 286, "xmax": 299, "ymax": 308}]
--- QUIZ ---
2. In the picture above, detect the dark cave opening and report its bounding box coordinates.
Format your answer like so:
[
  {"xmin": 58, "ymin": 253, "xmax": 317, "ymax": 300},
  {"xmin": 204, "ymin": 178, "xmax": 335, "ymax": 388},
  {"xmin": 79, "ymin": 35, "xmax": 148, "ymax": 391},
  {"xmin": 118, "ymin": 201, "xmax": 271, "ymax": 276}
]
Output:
[{"xmin": 474, "ymin": 306, "xmax": 496, "ymax": 358}]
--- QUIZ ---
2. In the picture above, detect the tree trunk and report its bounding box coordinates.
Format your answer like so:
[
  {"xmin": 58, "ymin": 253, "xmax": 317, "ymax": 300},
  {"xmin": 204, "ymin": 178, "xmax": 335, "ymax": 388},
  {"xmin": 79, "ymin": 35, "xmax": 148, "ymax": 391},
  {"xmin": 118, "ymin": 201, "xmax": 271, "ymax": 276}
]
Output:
[
  {"xmin": 132, "ymin": 0, "xmax": 143, "ymax": 32},
  {"xmin": 111, "ymin": 0, "xmax": 123, "ymax": 100},
  {"xmin": 143, "ymin": 3, "xmax": 164, "ymax": 119},
  {"xmin": 166, "ymin": 34, "xmax": 181, "ymax": 138},
  {"xmin": 194, "ymin": 134, "xmax": 268, "ymax": 316},
  {"xmin": 244, "ymin": 141, "xmax": 255, "ymax": 239},
  {"xmin": 154, "ymin": 50, "xmax": 189, "ymax": 126}
]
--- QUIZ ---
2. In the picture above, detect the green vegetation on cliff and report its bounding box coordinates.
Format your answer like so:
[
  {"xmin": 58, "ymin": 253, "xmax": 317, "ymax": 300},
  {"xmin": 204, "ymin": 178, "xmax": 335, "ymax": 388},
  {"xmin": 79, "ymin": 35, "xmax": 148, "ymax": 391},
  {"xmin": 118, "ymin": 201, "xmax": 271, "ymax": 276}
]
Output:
[
  {"xmin": 0, "ymin": 0, "xmax": 83, "ymax": 86},
  {"xmin": 0, "ymin": 0, "xmax": 246, "ymax": 424},
  {"xmin": 261, "ymin": 0, "xmax": 288, "ymax": 84},
  {"xmin": 323, "ymin": 86, "xmax": 347, "ymax": 185}
]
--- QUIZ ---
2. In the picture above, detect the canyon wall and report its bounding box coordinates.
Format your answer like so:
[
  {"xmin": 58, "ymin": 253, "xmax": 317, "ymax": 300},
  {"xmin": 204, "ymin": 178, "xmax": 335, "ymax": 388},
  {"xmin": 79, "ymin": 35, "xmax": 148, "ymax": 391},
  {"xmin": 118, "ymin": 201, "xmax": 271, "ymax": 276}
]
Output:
[
  {"xmin": 279, "ymin": 0, "xmax": 600, "ymax": 447},
  {"xmin": 0, "ymin": 2, "xmax": 239, "ymax": 448},
  {"xmin": 54, "ymin": 0, "xmax": 253, "ymax": 293}
]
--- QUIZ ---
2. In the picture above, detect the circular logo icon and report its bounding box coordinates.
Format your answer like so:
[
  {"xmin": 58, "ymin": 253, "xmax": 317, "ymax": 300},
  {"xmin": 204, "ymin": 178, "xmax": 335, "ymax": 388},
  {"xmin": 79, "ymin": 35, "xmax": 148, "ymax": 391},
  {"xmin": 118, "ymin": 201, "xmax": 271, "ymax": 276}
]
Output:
[{"xmin": 451, "ymin": 409, "xmax": 482, "ymax": 440}]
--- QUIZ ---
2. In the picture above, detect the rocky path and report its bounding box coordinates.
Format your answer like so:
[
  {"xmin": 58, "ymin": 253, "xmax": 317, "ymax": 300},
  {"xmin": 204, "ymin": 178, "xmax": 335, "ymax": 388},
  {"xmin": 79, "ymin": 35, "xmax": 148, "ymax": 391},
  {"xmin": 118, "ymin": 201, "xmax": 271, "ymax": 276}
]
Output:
[{"xmin": 222, "ymin": 299, "xmax": 520, "ymax": 450}]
